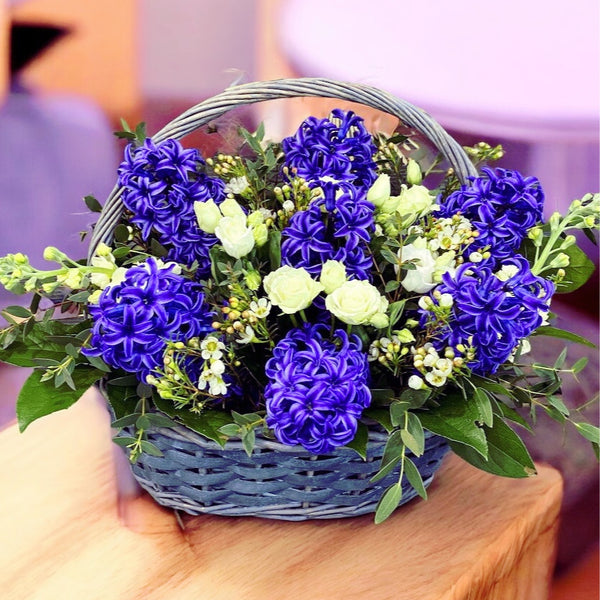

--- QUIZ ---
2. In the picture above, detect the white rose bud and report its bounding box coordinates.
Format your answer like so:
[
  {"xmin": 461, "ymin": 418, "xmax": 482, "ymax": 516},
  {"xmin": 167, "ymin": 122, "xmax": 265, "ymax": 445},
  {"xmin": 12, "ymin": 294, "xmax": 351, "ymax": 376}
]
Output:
[
  {"xmin": 366, "ymin": 174, "xmax": 391, "ymax": 207},
  {"xmin": 263, "ymin": 266, "xmax": 323, "ymax": 314},
  {"xmin": 252, "ymin": 223, "xmax": 269, "ymax": 247},
  {"xmin": 219, "ymin": 197, "xmax": 246, "ymax": 218},
  {"xmin": 406, "ymin": 159, "xmax": 422, "ymax": 185},
  {"xmin": 215, "ymin": 215, "xmax": 255, "ymax": 259},
  {"xmin": 325, "ymin": 280, "xmax": 389, "ymax": 326},
  {"xmin": 194, "ymin": 199, "xmax": 222, "ymax": 234},
  {"xmin": 408, "ymin": 375, "xmax": 427, "ymax": 390},
  {"xmin": 320, "ymin": 260, "xmax": 347, "ymax": 294}
]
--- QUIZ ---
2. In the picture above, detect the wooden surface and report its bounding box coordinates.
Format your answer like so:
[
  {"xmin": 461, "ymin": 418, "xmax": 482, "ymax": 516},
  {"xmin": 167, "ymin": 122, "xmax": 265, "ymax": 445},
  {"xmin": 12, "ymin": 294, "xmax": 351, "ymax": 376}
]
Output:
[{"xmin": 0, "ymin": 389, "xmax": 563, "ymax": 600}]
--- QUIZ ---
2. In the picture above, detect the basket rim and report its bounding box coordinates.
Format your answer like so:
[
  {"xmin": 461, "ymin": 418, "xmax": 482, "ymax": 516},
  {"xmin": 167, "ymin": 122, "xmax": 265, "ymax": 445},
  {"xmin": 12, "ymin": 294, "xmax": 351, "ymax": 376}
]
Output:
[{"xmin": 87, "ymin": 76, "xmax": 477, "ymax": 259}]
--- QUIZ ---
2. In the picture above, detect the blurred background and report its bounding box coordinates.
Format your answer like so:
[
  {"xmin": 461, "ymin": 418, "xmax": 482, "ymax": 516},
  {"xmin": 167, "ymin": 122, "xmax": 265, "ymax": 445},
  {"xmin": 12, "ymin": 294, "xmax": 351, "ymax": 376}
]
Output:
[{"xmin": 0, "ymin": 0, "xmax": 598, "ymax": 596}]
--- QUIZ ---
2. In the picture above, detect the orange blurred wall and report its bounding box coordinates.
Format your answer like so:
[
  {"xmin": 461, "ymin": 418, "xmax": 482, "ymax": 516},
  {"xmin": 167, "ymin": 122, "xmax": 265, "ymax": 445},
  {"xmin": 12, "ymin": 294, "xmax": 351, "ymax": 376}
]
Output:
[{"xmin": 9, "ymin": 0, "xmax": 140, "ymax": 125}]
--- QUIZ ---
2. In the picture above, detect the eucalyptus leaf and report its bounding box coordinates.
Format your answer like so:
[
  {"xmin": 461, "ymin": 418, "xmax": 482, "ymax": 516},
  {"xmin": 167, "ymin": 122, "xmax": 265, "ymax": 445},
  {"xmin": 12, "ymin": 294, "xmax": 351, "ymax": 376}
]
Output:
[
  {"xmin": 139, "ymin": 440, "xmax": 163, "ymax": 457},
  {"xmin": 401, "ymin": 412, "xmax": 425, "ymax": 457},
  {"xmin": 371, "ymin": 430, "xmax": 404, "ymax": 482},
  {"xmin": 403, "ymin": 457, "xmax": 427, "ymax": 500},
  {"xmin": 532, "ymin": 326, "xmax": 595, "ymax": 348},
  {"xmin": 374, "ymin": 482, "xmax": 403, "ymax": 524},
  {"xmin": 390, "ymin": 400, "xmax": 410, "ymax": 427}
]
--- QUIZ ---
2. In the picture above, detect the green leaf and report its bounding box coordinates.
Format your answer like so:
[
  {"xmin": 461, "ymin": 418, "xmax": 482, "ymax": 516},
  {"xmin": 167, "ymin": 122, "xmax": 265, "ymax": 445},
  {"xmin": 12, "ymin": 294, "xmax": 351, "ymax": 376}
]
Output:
[
  {"xmin": 113, "ymin": 224, "xmax": 131, "ymax": 243},
  {"xmin": 345, "ymin": 421, "xmax": 368, "ymax": 460},
  {"xmin": 401, "ymin": 412, "xmax": 425, "ymax": 457},
  {"xmin": 374, "ymin": 482, "xmax": 403, "ymax": 524},
  {"xmin": 547, "ymin": 395, "xmax": 570, "ymax": 416},
  {"xmin": 139, "ymin": 440, "xmax": 163, "ymax": 457},
  {"xmin": 218, "ymin": 423, "xmax": 241, "ymax": 437},
  {"xmin": 84, "ymin": 195, "xmax": 103, "ymax": 213},
  {"xmin": 17, "ymin": 367, "xmax": 101, "ymax": 432},
  {"xmin": 110, "ymin": 413, "xmax": 142, "ymax": 428},
  {"xmin": 112, "ymin": 436, "xmax": 137, "ymax": 447},
  {"xmin": 380, "ymin": 246, "xmax": 399, "ymax": 265},
  {"xmin": 573, "ymin": 422, "xmax": 600, "ymax": 444},
  {"xmin": 554, "ymin": 244, "xmax": 595, "ymax": 293},
  {"xmin": 532, "ymin": 326, "xmax": 595, "ymax": 348},
  {"xmin": 403, "ymin": 457, "xmax": 427, "ymax": 500},
  {"xmin": 363, "ymin": 408, "xmax": 393, "ymax": 433},
  {"xmin": 153, "ymin": 395, "xmax": 232, "ymax": 446},
  {"xmin": 242, "ymin": 427, "xmax": 256, "ymax": 457},
  {"xmin": 371, "ymin": 430, "xmax": 404, "ymax": 482},
  {"xmin": 418, "ymin": 393, "xmax": 488, "ymax": 458},
  {"xmin": 2, "ymin": 305, "xmax": 31, "ymax": 319},
  {"xmin": 384, "ymin": 280, "xmax": 400, "ymax": 293},
  {"xmin": 268, "ymin": 230, "xmax": 282, "ymax": 270},
  {"xmin": 144, "ymin": 413, "xmax": 177, "ymax": 428},
  {"xmin": 449, "ymin": 417, "xmax": 536, "ymax": 478},
  {"xmin": 572, "ymin": 357, "xmax": 589, "ymax": 374},
  {"xmin": 387, "ymin": 300, "xmax": 406, "ymax": 329},
  {"xmin": 399, "ymin": 388, "xmax": 431, "ymax": 409},
  {"xmin": 390, "ymin": 400, "xmax": 410, "ymax": 427},
  {"xmin": 472, "ymin": 388, "xmax": 494, "ymax": 427}
]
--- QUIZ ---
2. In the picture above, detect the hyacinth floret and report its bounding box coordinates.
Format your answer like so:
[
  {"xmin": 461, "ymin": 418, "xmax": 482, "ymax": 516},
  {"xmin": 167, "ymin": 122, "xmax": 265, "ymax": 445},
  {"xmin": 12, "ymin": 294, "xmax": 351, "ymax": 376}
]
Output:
[
  {"xmin": 282, "ymin": 109, "xmax": 377, "ymax": 189},
  {"xmin": 438, "ymin": 168, "xmax": 544, "ymax": 261},
  {"xmin": 281, "ymin": 182, "xmax": 374, "ymax": 279},
  {"xmin": 118, "ymin": 139, "xmax": 226, "ymax": 274},
  {"xmin": 264, "ymin": 324, "xmax": 371, "ymax": 454},
  {"xmin": 422, "ymin": 256, "xmax": 554, "ymax": 374},
  {"xmin": 86, "ymin": 258, "xmax": 214, "ymax": 380}
]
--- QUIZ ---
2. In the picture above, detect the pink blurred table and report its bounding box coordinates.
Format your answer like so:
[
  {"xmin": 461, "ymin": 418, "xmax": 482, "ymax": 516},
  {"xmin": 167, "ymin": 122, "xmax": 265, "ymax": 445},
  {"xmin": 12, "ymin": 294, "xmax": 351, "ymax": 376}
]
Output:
[{"xmin": 278, "ymin": 0, "xmax": 599, "ymax": 212}]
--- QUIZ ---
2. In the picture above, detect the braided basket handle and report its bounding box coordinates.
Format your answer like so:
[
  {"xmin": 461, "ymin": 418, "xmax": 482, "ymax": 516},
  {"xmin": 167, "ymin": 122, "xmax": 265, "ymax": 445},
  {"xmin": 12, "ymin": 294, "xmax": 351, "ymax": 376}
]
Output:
[{"xmin": 88, "ymin": 77, "xmax": 477, "ymax": 259}]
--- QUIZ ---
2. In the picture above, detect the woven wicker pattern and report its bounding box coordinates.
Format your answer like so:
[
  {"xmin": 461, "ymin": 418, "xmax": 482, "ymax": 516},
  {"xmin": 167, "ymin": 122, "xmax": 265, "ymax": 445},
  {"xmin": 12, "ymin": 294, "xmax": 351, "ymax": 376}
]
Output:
[
  {"xmin": 122, "ymin": 425, "xmax": 449, "ymax": 520},
  {"xmin": 98, "ymin": 78, "xmax": 468, "ymax": 519},
  {"xmin": 88, "ymin": 77, "xmax": 477, "ymax": 259}
]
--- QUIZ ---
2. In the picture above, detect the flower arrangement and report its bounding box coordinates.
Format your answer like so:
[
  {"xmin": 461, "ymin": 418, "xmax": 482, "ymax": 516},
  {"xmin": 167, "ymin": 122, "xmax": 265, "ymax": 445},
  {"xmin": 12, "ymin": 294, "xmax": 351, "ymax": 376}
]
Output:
[{"xmin": 1, "ymin": 88, "xmax": 599, "ymax": 523}]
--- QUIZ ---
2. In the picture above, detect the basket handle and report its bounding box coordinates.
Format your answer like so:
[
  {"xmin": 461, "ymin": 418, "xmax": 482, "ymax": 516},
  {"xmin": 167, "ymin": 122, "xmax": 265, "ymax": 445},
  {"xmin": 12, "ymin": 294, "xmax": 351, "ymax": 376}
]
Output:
[{"xmin": 88, "ymin": 77, "xmax": 477, "ymax": 259}]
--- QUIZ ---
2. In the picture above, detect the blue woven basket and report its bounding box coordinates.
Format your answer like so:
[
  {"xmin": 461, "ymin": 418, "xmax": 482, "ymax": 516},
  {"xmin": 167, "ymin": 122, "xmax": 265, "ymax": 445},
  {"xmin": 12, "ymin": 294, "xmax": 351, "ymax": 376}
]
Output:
[
  {"xmin": 119, "ymin": 422, "xmax": 449, "ymax": 520},
  {"xmin": 93, "ymin": 78, "xmax": 473, "ymax": 520}
]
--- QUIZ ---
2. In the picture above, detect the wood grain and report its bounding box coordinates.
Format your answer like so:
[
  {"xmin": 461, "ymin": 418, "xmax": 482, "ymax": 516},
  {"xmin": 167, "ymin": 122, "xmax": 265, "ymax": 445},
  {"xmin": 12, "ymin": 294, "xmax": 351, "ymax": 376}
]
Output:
[{"xmin": 0, "ymin": 389, "xmax": 562, "ymax": 600}]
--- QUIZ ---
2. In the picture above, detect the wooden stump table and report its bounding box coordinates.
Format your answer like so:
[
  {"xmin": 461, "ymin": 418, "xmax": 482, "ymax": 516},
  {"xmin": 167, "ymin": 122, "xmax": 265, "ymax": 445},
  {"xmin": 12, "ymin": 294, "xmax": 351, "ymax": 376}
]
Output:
[{"xmin": 0, "ymin": 389, "xmax": 562, "ymax": 600}]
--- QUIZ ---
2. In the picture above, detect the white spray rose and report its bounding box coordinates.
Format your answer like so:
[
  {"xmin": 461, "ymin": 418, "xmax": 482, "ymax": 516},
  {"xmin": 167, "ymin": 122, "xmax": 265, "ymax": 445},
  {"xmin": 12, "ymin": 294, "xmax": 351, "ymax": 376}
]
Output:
[
  {"xmin": 194, "ymin": 199, "xmax": 222, "ymax": 234},
  {"xmin": 398, "ymin": 241, "xmax": 437, "ymax": 293},
  {"xmin": 215, "ymin": 215, "xmax": 255, "ymax": 259},
  {"xmin": 319, "ymin": 260, "xmax": 347, "ymax": 294},
  {"xmin": 397, "ymin": 185, "xmax": 434, "ymax": 218},
  {"xmin": 325, "ymin": 280, "xmax": 389, "ymax": 327},
  {"xmin": 263, "ymin": 266, "xmax": 323, "ymax": 314}
]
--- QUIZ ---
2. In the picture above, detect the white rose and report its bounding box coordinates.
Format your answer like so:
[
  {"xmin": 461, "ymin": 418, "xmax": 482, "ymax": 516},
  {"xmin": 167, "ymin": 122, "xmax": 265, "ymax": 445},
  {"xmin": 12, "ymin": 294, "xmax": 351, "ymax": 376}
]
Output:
[
  {"xmin": 398, "ymin": 242, "xmax": 437, "ymax": 293},
  {"xmin": 194, "ymin": 199, "xmax": 222, "ymax": 234},
  {"xmin": 320, "ymin": 260, "xmax": 347, "ymax": 294},
  {"xmin": 325, "ymin": 280, "xmax": 389, "ymax": 326},
  {"xmin": 263, "ymin": 266, "xmax": 323, "ymax": 314},
  {"xmin": 367, "ymin": 174, "xmax": 391, "ymax": 207},
  {"xmin": 397, "ymin": 185, "xmax": 434, "ymax": 218},
  {"xmin": 215, "ymin": 215, "xmax": 255, "ymax": 259}
]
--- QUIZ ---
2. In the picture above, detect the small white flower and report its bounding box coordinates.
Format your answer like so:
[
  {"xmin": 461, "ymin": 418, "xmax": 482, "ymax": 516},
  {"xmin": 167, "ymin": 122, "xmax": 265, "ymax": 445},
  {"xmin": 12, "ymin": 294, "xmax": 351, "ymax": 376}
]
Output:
[
  {"xmin": 469, "ymin": 251, "xmax": 484, "ymax": 263},
  {"xmin": 282, "ymin": 200, "xmax": 295, "ymax": 213},
  {"xmin": 425, "ymin": 371, "xmax": 447, "ymax": 387},
  {"xmin": 210, "ymin": 359, "xmax": 226, "ymax": 376},
  {"xmin": 434, "ymin": 358, "xmax": 453, "ymax": 376},
  {"xmin": 237, "ymin": 325, "xmax": 255, "ymax": 345},
  {"xmin": 209, "ymin": 377, "xmax": 228, "ymax": 396},
  {"xmin": 224, "ymin": 176, "xmax": 249, "ymax": 195},
  {"xmin": 495, "ymin": 264, "xmax": 520, "ymax": 281},
  {"xmin": 200, "ymin": 336, "xmax": 225, "ymax": 360},
  {"xmin": 418, "ymin": 296, "xmax": 434, "ymax": 311},
  {"xmin": 249, "ymin": 298, "xmax": 271, "ymax": 319}
]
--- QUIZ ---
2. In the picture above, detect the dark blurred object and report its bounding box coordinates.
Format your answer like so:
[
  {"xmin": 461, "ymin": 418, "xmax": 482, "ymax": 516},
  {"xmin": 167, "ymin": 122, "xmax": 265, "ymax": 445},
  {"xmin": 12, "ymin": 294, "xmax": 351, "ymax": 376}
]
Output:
[{"xmin": 10, "ymin": 22, "xmax": 69, "ymax": 76}]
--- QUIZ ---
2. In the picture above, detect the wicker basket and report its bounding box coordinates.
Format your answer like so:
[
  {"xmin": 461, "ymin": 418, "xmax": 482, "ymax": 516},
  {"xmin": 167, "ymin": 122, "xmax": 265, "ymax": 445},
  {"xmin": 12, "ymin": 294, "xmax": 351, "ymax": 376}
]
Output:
[{"xmin": 94, "ymin": 78, "xmax": 477, "ymax": 520}]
